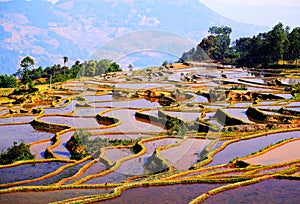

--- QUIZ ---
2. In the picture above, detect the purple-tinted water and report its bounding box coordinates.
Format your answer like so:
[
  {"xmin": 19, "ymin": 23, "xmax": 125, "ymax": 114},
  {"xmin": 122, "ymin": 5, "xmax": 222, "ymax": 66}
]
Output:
[
  {"xmin": 0, "ymin": 189, "xmax": 110, "ymax": 204},
  {"xmin": 0, "ymin": 124, "xmax": 53, "ymax": 152},
  {"xmin": 101, "ymin": 183, "xmax": 223, "ymax": 204},
  {"xmin": 203, "ymin": 179, "xmax": 300, "ymax": 204},
  {"xmin": 0, "ymin": 162, "xmax": 68, "ymax": 184}
]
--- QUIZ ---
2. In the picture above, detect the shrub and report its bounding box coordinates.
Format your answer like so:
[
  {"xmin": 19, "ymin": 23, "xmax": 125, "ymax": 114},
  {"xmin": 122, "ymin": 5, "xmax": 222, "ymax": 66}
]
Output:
[
  {"xmin": 144, "ymin": 151, "xmax": 169, "ymax": 174},
  {"xmin": 0, "ymin": 141, "xmax": 35, "ymax": 165},
  {"xmin": 131, "ymin": 142, "xmax": 143, "ymax": 154},
  {"xmin": 66, "ymin": 129, "xmax": 139, "ymax": 160}
]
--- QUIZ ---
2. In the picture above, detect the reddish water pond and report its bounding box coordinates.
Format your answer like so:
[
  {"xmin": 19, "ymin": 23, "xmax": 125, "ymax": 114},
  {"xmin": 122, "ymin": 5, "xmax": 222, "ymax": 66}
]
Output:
[
  {"xmin": 203, "ymin": 179, "xmax": 300, "ymax": 204},
  {"xmin": 161, "ymin": 138, "xmax": 206, "ymax": 170},
  {"xmin": 244, "ymin": 140, "xmax": 300, "ymax": 165},
  {"xmin": 208, "ymin": 131, "xmax": 300, "ymax": 166}
]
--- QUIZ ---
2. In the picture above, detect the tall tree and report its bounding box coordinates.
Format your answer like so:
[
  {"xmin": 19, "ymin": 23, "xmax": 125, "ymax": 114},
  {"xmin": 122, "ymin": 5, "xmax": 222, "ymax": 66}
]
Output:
[
  {"xmin": 63, "ymin": 56, "xmax": 68, "ymax": 66},
  {"xmin": 96, "ymin": 59, "xmax": 111, "ymax": 75},
  {"xmin": 264, "ymin": 23, "xmax": 288, "ymax": 64},
  {"xmin": 106, "ymin": 62, "xmax": 122, "ymax": 73},
  {"xmin": 287, "ymin": 27, "xmax": 300, "ymax": 65},
  {"xmin": 85, "ymin": 61, "xmax": 97, "ymax": 76},
  {"xmin": 20, "ymin": 56, "xmax": 34, "ymax": 84},
  {"xmin": 208, "ymin": 26, "xmax": 232, "ymax": 60},
  {"xmin": 0, "ymin": 75, "xmax": 17, "ymax": 88}
]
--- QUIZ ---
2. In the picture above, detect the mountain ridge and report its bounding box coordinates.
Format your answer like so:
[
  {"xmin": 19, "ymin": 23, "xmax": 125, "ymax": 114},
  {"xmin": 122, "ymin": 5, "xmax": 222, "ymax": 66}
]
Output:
[{"xmin": 0, "ymin": 0, "xmax": 268, "ymax": 74}]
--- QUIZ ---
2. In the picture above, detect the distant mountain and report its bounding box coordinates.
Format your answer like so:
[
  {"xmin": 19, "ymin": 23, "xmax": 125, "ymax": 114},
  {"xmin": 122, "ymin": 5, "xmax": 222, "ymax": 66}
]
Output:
[{"xmin": 0, "ymin": 0, "xmax": 268, "ymax": 74}]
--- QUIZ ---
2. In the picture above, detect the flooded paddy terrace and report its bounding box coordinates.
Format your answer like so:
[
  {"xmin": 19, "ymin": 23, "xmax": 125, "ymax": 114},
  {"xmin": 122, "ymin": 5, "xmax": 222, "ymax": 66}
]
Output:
[{"xmin": 1, "ymin": 65, "xmax": 300, "ymax": 203}]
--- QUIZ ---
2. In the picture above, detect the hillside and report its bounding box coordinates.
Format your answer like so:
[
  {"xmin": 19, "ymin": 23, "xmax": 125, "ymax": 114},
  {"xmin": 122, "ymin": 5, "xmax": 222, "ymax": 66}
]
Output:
[{"xmin": 0, "ymin": 0, "xmax": 267, "ymax": 74}]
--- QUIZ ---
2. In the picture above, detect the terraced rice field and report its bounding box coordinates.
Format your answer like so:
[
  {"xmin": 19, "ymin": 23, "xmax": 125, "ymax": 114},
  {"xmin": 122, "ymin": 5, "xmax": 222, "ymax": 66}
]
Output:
[{"xmin": 0, "ymin": 65, "xmax": 299, "ymax": 203}]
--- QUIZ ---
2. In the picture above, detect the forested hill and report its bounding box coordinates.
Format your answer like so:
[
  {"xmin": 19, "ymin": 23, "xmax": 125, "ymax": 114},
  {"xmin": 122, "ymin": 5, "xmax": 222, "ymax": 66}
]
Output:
[{"xmin": 0, "ymin": 0, "xmax": 267, "ymax": 74}]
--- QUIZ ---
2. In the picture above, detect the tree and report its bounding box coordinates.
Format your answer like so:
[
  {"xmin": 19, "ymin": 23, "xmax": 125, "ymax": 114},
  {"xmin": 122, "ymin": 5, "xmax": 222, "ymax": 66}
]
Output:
[
  {"xmin": 63, "ymin": 56, "xmax": 68, "ymax": 66},
  {"xmin": 0, "ymin": 141, "xmax": 35, "ymax": 165},
  {"xmin": 20, "ymin": 56, "xmax": 34, "ymax": 84},
  {"xmin": 85, "ymin": 60, "xmax": 97, "ymax": 76},
  {"xmin": 287, "ymin": 27, "xmax": 300, "ymax": 65},
  {"xmin": 20, "ymin": 56, "xmax": 35, "ymax": 70},
  {"xmin": 264, "ymin": 23, "xmax": 288, "ymax": 64},
  {"xmin": 199, "ymin": 35, "xmax": 215, "ymax": 54},
  {"xmin": 105, "ymin": 62, "xmax": 122, "ymax": 73},
  {"xmin": 96, "ymin": 59, "xmax": 111, "ymax": 75},
  {"xmin": 208, "ymin": 26, "xmax": 232, "ymax": 60},
  {"xmin": 128, "ymin": 64, "xmax": 133, "ymax": 72},
  {"xmin": 0, "ymin": 74, "xmax": 17, "ymax": 88}
]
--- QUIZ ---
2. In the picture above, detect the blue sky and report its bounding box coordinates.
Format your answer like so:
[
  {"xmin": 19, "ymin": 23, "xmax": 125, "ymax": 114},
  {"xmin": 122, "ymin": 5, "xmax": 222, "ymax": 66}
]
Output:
[{"xmin": 199, "ymin": 0, "xmax": 300, "ymax": 28}]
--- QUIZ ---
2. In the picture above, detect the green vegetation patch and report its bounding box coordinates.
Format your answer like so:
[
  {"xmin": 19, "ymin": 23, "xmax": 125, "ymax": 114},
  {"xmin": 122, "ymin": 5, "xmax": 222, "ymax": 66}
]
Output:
[
  {"xmin": 66, "ymin": 130, "xmax": 138, "ymax": 160},
  {"xmin": 0, "ymin": 141, "xmax": 35, "ymax": 165}
]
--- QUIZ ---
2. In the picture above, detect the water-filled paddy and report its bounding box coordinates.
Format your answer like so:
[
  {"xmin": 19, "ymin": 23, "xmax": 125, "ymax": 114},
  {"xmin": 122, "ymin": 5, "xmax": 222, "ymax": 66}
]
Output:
[
  {"xmin": 223, "ymin": 108, "xmax": 253, "ymax": 123},
  {"xmin": 164, "ymin": 111, "xmax": 201, "ymax": 122},
  {"xmin": 160, "ymin": 138, "xmax": 207, "ymax": 170},
  {"xmin": 191, "ymin": 94, "xmax": 209, "ymax": 103},
  {"xmin": 30, "ymin": 140, "xmax": 52, "ymax": 159},
  {"xmin": 64, "ymin": 161, "xmax": 107, "ymax": 184},
  {"xmin": 101, "ymin": 183, "xmax": 224, "ymax": 204},
  {"xmin": 208, "ymin": 131, "xmax": 300, "ymax": 166},
  {"xmin": 203, "ymin": 179, "xmax": 300, "ymax": 204},
  {"xmin": 43, "ymin": 100, "xmax": 77, "ymax": 114},
  {"xmin": 73, "ymin": 107, "xmax": 107, "ymax": 117},
  {"xmin": 85, "ymin": 138, "xmax": 180, "ymax": 184},
  {"xmin": 26, "ymin": 160, "xmax": 91, "ymax": 186},
  {"xmin": 244, "ymin": 140, "xmax": 300, "ymax": 165},
  {"xmin": 114, "ymin": 83, "xmax": 171, "ymax": 89},
  {"xmin": 51, "ymin": 131, "xmax": 75, "ymax": 159},
  {"xmin": 91, "ymin": 99, "xmax": 160, "ymax": 109},
  {"xmin": 39, "ymin": 116, "xmax": 102, "ymax": 129},
  {"xmin": 0, "ymin": 189, "xmax": 110, "ymax": 204},
  {"xmin": 0, "ymin": 116, "xmax": 36, "ymax": 124},
  {"xmin": 0, "ymin": 162, "xmax": 68, "ymax": 184},
  {"xmin": 83, "ymin": 94, "xmax": 119, "ymax": 103},
  {"xmin": 104, "ymin": 148, "xmax": 133, "ymax": 164},
  {"xmin": 102, "ymin": 109, "xmax": 164, "ymax": 133},
  {"xmin": 0, "ymin": 109, "xmax": 8, "ymax": 115},
  {"xmin": 0, "ymin": 124, "xmax": 53, "ymax": 152},
  {"xmin": 1, "ymin": 65, "xmax": 300, "ymax": 203},
  {"xmin": 92, "ymin": 133, "xmax": 152, "ymax": 140}
]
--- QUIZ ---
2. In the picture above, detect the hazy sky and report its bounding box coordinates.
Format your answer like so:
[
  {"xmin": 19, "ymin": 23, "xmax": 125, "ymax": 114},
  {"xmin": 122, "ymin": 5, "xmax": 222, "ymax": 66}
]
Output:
[
  {"xmin": 46, "ymin": 0, "xmax": 299, "ymax": 28},
  {"xmin": 199, "ymin": 0, "xmax": 300, "ymax": 28}
]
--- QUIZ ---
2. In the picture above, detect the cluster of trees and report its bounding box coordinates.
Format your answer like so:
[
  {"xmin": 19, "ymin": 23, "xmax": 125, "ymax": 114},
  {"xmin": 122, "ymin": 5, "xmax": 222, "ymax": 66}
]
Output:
[
  {"xmin": 182, "ymin": 23, "xmax": 300, "ymax": 68},
  {"xmin": 0, "ymin": 74, "xmax": 17, "ymax": 88},
  {"xmin": 182, "ymin": 26, "xmax": 233, "ymax": 62},
  {"xmin": 78, "ymin": 60, "xmax": 121, "ymax": 77},
  {"xmin": 234, "ymin": 23, "xmax": 300, "ymax": 67},
  {"xmin": 66, "ymin": 129, "xmax": 137, "ymax": 160},
  {"xmin": 0, "ymin": 57, "xmax": 122, "ymax": 89},
  {"xmin": 0, "ymin": 141, "xmax": 35, "ymax": 165},
  {"xmin": 144, "ymin": 150, "xmax": 169, "ymax": 174}
]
